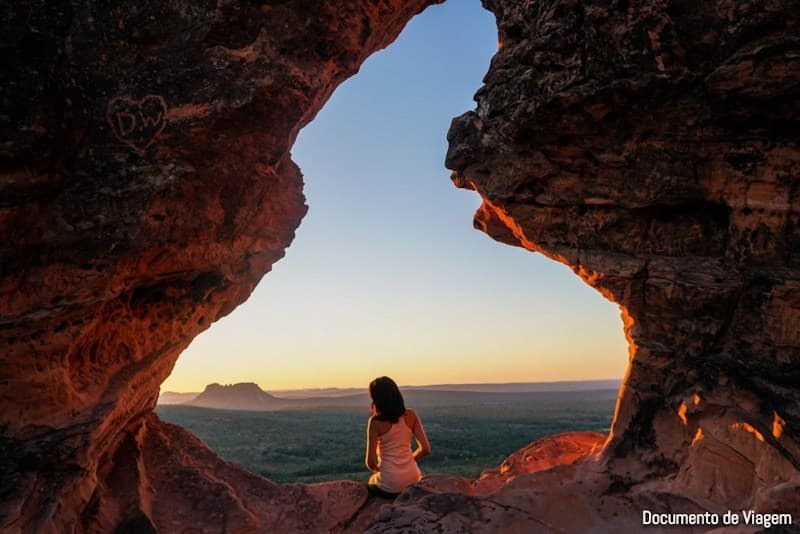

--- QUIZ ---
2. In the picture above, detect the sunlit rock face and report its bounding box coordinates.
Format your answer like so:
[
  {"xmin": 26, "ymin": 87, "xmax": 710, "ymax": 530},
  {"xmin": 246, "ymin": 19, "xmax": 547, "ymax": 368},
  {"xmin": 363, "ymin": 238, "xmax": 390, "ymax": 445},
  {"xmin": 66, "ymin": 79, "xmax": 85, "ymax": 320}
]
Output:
[
  {"xmin": 444, "ymin": 0, "xmax": 800, "ymax": 524},
  {"xmin": 2, "ymin": 0, "xmax": 799, "ymax": 532},
  {"xmin": 0, "ymin": 1, "xmax": 438, "ymax": 531}
]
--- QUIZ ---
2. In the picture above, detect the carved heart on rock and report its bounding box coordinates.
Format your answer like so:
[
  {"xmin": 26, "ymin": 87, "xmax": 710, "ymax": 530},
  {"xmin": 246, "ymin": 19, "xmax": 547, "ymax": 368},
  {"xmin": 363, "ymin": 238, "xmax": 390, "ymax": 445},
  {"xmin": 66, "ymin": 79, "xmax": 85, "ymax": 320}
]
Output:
[{"xmin": 106, "ymin": 95, "xmax": 168, "ymax": 153}]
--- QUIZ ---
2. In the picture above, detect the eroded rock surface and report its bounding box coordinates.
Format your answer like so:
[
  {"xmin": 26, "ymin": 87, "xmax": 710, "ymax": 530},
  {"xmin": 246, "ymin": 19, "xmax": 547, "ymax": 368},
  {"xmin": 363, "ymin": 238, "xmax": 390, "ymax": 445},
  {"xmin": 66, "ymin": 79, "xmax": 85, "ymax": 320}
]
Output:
[
  {"xmin": 2, "ymin": 0, "xmax": 799, "ymax": 532},
  {"xmin": 1, "ymin": 1, "xmax": 439, "ymax": 531},
  {"xmin": 443, "ymin": 0, "xmax": 800, "ymax": 526},
  {"xmin": 82, "ymin": 414, "xmax": 377, "ymax": 533}
]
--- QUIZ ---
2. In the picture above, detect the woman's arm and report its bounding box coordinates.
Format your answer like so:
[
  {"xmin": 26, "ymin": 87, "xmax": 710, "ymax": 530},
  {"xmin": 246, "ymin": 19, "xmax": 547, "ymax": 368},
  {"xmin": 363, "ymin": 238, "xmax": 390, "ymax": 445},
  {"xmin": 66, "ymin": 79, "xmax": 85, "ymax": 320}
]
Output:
[
  {"xmin": 365, "ymin": 416, "xmax": 380, "ymax": 472},
  {"xmin": 408, "ymin": 410, "xmax": 431, "ymax": 461}
]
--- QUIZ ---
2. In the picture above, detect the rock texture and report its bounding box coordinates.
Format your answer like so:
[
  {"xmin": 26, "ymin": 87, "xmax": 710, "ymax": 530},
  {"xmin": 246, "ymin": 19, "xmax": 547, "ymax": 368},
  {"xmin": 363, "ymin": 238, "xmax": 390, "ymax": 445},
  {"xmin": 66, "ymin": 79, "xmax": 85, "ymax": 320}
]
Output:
[
  {"xmin": 79, "ymin": 413, "xmax": 379, "ymax": 533},
  {"xmin": 367, "ymin": 432, "xmax": 637, "ymax": 533},
  {"xmin": 443, "ymin": 0, "xmax": 800, "ymax": 526},
  {"xmin": 0, "ymin": 1, "xmax": 439, "ymax": 531},
  {"xmin": 1, "ymin": 0, "xmax": 799, "ymax": 532}
]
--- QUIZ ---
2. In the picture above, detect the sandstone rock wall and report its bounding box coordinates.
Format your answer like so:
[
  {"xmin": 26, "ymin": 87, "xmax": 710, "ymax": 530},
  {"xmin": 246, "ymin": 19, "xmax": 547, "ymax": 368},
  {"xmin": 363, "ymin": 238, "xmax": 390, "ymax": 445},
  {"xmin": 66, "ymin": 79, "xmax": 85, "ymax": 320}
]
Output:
[
  {"xmin": 1, "ymin": 1, "xmax": 438, "ymax": 531},
  {"xmin": 446, "ymin": 0, "xmax": 800, "ymax": 515}
]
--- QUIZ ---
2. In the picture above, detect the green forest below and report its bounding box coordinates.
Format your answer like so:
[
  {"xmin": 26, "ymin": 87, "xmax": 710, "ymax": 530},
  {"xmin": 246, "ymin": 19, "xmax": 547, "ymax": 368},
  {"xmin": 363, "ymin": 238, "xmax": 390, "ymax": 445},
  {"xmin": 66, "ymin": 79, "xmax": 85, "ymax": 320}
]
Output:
[{"xmin": 157, "ymin": 393, "xmax": 615, "ymax": 483}]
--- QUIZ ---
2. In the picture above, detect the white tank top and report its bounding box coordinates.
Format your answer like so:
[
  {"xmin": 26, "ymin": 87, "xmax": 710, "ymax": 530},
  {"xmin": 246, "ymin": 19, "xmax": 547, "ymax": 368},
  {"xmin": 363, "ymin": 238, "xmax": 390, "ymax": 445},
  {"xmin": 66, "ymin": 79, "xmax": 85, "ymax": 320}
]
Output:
[{"xmin": 369, "ymin": 418, "xmax": 422, "ymax": 493}]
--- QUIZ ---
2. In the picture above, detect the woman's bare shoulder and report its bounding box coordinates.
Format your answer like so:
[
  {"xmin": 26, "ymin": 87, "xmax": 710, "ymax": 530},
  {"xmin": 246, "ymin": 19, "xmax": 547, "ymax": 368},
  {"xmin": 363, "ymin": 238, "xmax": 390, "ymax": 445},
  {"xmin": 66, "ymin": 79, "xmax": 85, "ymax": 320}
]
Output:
[{"xmin": 404, "ymin": 409, "xmax": 418, "ymax": 425}]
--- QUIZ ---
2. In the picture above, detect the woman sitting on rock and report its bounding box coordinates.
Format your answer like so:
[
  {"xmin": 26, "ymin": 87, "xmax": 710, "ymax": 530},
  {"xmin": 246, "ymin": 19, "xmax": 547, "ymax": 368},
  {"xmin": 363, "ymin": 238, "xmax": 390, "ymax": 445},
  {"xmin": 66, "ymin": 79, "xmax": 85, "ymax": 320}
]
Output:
[{"xmin": 365, "ymin": 376, "xmax": 431, "ymax": 498}]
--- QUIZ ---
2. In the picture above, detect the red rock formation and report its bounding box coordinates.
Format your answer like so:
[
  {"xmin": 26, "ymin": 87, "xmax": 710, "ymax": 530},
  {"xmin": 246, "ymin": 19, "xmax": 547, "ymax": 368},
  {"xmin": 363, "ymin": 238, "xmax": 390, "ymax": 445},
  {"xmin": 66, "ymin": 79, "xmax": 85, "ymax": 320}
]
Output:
[
  {"xmin": 1, "ymin": 1, "xmax": 439, "ymax": 531},
  {"xmin": 439, "ymin": 0, "xmax": 800, "ymax": 528},
  {"xmin": 369, "ymin": 432, "xmax": 637, "ymax": 533},
  {"xmin": 2, "ymin": 0, "xmax": 799, "ymax": 532},
  {"xmin": 78, "ymin": 414, "xmax": 377, "ymax": 533}
]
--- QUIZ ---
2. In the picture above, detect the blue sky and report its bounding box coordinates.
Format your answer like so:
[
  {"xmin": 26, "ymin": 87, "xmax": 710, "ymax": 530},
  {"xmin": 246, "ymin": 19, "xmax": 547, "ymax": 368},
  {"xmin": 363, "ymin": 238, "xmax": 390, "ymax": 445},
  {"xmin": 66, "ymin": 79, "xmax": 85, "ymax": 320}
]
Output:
[{"xmin": 163, "ymin": 1, "xmax": 628, "ymax": 392}]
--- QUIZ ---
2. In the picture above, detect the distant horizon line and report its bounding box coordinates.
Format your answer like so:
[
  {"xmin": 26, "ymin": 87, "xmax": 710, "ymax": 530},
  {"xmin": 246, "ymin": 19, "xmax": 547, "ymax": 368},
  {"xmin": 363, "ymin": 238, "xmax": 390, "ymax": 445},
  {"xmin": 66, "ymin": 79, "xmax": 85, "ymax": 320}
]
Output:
[{"xmin": 161, "ymin": 377, "xmax": 623, "ymax": 394}]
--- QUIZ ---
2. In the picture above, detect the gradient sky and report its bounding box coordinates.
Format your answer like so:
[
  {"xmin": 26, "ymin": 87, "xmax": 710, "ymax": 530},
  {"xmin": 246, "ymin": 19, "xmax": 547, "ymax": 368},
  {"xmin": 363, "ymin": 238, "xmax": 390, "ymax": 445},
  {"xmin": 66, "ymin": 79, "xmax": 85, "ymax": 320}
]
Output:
[{"xmin": 162, "ymin": 1, "xmax": 629, "ymax": 393}]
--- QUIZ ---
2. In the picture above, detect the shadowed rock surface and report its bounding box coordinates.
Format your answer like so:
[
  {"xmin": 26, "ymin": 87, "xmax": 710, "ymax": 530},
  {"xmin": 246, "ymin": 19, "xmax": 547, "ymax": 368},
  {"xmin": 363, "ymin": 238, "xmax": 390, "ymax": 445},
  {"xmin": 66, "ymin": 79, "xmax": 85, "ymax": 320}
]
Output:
[
  {"xmin": 1, "ymin": 0, "xmax": 799, "ymax": 532},
  {"xmin": 1, "ymin": 1, "xmax": 440, "ymax": 531},
  {"xmin": 442, "ymin": 0, "xmax": 800, "ymax": 527}
]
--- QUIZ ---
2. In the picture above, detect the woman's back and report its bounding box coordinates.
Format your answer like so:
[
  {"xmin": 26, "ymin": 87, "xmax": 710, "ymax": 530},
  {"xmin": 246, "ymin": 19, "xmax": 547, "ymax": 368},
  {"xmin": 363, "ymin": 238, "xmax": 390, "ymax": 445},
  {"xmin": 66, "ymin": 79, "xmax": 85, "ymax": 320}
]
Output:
[
  {"xmin": 377, "ymin": 416, "xmax": 415, "ymax": 466},
  {"xmin": 369, "ymin": 411, "xmax": 422, "ymax": 494},
  {"xmin": 365, "ymin": 377, "xmax": 431, "ymax": 496}
]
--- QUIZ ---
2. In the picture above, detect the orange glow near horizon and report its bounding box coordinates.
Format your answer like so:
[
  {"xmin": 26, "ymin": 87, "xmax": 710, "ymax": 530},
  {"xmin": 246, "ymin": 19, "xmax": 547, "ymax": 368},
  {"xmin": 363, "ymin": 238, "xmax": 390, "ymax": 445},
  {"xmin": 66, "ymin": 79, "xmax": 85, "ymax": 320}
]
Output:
[
  {"xmin": 161, "ymin": 280, "xmax": 629, "ymax": 392},
  {"xmin": 160, "ymin": 269, "xmax": 629, "ymax": 393},
  {"xmin": 160, "ymin": 237, "xmax": 629, "ymax": 393},
  {"xmin": 162, "ymin": 332, "xmax": 626, "ymax": 393}
]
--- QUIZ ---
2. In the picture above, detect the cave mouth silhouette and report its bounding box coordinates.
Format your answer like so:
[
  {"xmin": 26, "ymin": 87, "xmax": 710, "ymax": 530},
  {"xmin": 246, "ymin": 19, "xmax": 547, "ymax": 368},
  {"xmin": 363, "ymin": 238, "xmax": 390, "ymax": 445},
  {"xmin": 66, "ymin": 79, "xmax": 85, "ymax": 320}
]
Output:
[{"xmin": 157, "ymin": 0, "xmax": 627, "ymax": 486}]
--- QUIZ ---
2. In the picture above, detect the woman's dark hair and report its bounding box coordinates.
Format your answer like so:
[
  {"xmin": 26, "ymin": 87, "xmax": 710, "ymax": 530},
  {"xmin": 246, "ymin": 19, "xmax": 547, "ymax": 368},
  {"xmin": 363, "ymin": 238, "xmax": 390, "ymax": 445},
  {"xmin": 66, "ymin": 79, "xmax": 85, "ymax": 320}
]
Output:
[{"xmin": 369, "ymin": 376, "xmax": 406, "ymax": 423}]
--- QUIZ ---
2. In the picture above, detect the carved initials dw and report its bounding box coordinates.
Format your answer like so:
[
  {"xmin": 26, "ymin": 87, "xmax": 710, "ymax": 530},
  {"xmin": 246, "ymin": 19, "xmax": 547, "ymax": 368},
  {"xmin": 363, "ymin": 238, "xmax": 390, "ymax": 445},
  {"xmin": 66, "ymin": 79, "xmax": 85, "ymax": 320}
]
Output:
[{"xmin": 106, "ymin": 95, "xmax": 168, "ymax": 153}]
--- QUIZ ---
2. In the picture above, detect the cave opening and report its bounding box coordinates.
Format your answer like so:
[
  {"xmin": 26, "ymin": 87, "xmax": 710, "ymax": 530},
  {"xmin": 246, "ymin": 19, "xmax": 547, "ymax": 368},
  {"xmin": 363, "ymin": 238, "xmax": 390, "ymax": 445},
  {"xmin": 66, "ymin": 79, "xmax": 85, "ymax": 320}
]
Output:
[{"xmin": 156, "ymin": 0, "xmax": 627, "ymax": 485}]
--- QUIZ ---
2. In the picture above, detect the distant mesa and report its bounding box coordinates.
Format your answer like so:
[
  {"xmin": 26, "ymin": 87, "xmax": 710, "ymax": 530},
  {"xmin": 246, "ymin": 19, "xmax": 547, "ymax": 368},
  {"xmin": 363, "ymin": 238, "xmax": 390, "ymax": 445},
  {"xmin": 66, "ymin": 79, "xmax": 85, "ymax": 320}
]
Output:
[{"xmin": 187, "ymin": 382, "xmax": 287, "ymax": 411}]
